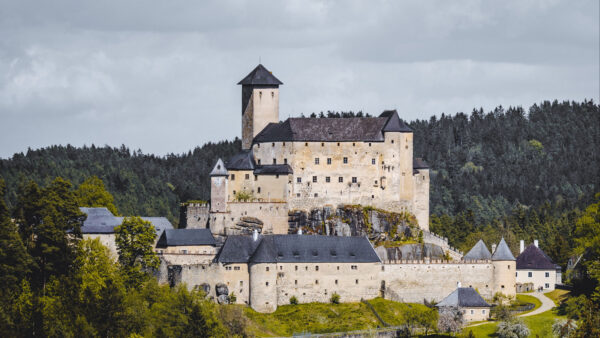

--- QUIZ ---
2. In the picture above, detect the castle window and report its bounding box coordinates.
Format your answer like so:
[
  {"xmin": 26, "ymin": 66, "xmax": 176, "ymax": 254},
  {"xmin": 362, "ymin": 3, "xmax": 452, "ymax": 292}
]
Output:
[
  {"xmin": 265, "ymin": 282, "xmax": 269, "ymax": 286},
  {"xmin": 381, "ymin": 266, "xmax": 385, "ymax": 271},
  {"xmin": 284, "ymin": 158, "xmax": 288, "ymax": 164},
  {"xmin": 372, "ymin": 158, "xmax": 376, "ymax": 165},
  {"xmin": 321, "ymin": 142, "xmax": 324, "ymax": 147},
  {"xmin": 337, "ymin": 142, "xmax": 340, "ymax": 146},
  {"xmin": 245, "ymin": 174, "xmax": 250, "ymax": 180},
  {"xmin": 278, "ymin": 272, "xmax": 284, "ymax": 278},
  {"xmin": 312, "ymin": 176, "xmax": 317, "ymax": 183},
  {"xmin": 297, "ymin": 177, "xmax": 302, "ymax": 183},
  {"xmin": 369, "ymin": 143, "xmax": 372, "ymax": 146},
  {"xmin": 255, "ymin": 175, "xmax": 258, "ymax": 181},
  {"xmin": 343, "ymin": 157, "xmax": 348, "ymax": 164},
  {"xmin": 259, "ymin": 91, "xmax": 262, "ymax": 97},
  {"xmin": 326, "ymin": 177, "xmax": 330, "ymax": 183},
  {"xmin": 351, "ymin": 265, "xmax": 357, "ymax": 270},
  {"xmin": 257, "ymin": 187, "xmax": 261, "ymax": 193},
  {"xmin": 391, "ymin": 139, "xmax": 394, "ymax": 144},
  {"xmin": 234, "ymin": 266, "xmax": 240, "ymax": 271},
  {"xmin": 352, "ymin": 177, "xmax": 357, "ymax": 183},
  {"xmin": 508, "ymin": 265, "xmax": 510, "ymax": 270},
  {"xmin": 339, "ymin": 177, "xmax": 343, "ymax": 183},
  {"xmin": 272, "ymin": 142, "xmax": 275, "ymax": 147},
  {"xmin": 266, "ymin": 267, "xmax": 269, "ymax": 271},
  {"xmin": 283, "ymin": 142, "xmax": 285, "ymax": 146},
  {"xmin": 335, "ymin": 279, "xmax": 338, "ymax": 285},
  {"xmin": 545, "ymin": 272, "xmax": 550, "ymax": 278},
  {"xmin": 181, "ymin": 249, "xmax": 187, "ymax": 254},
  {"xmin": 276, "ymin": 174, "xmax": 279, "ymax": 178},
  {"xmin": 355, "ymin": 279, "xmax": 359, "ymax": 284},
  {"xmin": 295, "ymin": 280, "xmax": 297, "ymax": 285},
  {"xmin": 372, "ymin": 195, "xmax": 374, "ymax": 198},
  {"xmin": 296, "ymin": 193, "xmax": 300, "ymax": 197},
  {"xmin": 273, "ymin": 158, "xmax": 276, "ymax": 164},
  {"xmin": 327, "ymin": 158, "xmax": 332, "ymax": 165},
  {"xmin": 233, "ymin": 190, "xmax": 236, "ymax": 195},
  {"xmin": 315, "ymin": 280, "xmax": 319, "ymax": 285},
  {"xmin": 337, "ymin": 266, "xmax": 340, "ymax": 270},
  {"xmin": 482, "ymin": 310, "xmax": 486, "ymax": 314},
  {"xmin": 545, "ymin": 283, "xmax": 550, "ymax": 288},
  {"xmin": 271, "ymin": 91, "xmax": 274, "ymax": 97},
  {"xmin": 402, "ymin": 172, "xmax": 405, "ymax": 176},
  {"xmin": 240, "ymin": 281, "xmax": 243, "ymax": 286},
  {"xmin": 316, "ymin": 266, "xmax": 319, "ymax": 271},
  {"xmin": 375, "ymin": 180, "xmax": 378, "ymax": 184},
  {"xmin": 352, "ymin": 143, "xmax": 355, "ymax": 146},
  {"xmin": 423, "ymin": 176, "xmax": 425, "ymax": 180},
  {"xmin": 314, "ymin": 193, "xmax": 318, "ymax": 197},
  {"xmin": 258, "ymin": 159, "xmax": 261, "ymax": 165},
  {"xmin": 231, "ymin": 174, "xmax": 235, "ymax": 180},
  {"xmin": 528, "ymin": 272, "xmax": 532, "ymax": 277},
  {"xmin": 295, "ymin": 266, "xmax": 298, "ymax": 271},
  {"xmin": 315, "ymin": 158, "xmax": 320, "ymax": 165},
  {"xmin": 305, "ymin": 142, "xmax": 308, "ymax": 146}
]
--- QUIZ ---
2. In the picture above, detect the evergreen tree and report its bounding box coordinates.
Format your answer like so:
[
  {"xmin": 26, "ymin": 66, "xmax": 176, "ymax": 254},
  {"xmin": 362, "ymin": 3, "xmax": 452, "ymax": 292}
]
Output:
[{"xmin": 115, "ymin": 216, "xmax": 160, "ymax": 288}]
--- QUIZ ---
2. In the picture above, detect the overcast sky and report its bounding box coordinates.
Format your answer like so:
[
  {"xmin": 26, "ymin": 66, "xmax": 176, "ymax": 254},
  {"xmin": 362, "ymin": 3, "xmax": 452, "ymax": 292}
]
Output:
[{"xmin": 0, "ymin": 0, "xmax": 598, "ymax": 158}]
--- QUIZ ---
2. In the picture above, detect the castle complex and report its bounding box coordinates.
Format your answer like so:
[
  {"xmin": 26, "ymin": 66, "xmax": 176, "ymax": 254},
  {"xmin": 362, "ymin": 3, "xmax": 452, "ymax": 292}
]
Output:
[{"xmin": 189, "ymin": 64, "xmax": 430, "ymax": 235}]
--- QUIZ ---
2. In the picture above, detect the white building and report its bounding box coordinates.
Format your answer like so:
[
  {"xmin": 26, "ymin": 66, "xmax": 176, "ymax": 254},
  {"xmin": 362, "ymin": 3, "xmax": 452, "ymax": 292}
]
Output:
[{"xmin": 516, "ymin": 240, "xmax": 561, "ymax": 291}]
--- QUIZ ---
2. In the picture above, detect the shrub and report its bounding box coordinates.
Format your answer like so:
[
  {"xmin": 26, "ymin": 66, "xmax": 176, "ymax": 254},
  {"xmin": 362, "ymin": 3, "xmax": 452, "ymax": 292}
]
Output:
[
  {"xmin": 289, "ymin": 296, "xmax": 298, "ymax": 305},
  {"xmin": 552, "ymin": 319, "xmax": 577, "ymax": 337},
  {"xmin": 496, "ymin": 319, "xmax": 529, "ymax": 338},
  {"xmin": 228, "ymin": 292, "xmax": 237, "ymax": 303},
  {"xmin": 330, "ymin": 293, "xmax": 340, "ymax": 304}
]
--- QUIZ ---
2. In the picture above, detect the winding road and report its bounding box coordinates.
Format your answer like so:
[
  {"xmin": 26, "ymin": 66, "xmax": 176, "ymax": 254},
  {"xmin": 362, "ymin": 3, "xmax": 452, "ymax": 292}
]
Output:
[{"xmin": 518, "ymin": 291, "xmax": 555, "ymax": 317}]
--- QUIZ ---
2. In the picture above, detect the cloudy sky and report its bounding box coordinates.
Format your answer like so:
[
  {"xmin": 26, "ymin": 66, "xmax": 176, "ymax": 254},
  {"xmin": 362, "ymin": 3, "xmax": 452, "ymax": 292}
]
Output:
[{"xmin": 0, "ymin": 0, "xmax": 598, "ymax": 158}]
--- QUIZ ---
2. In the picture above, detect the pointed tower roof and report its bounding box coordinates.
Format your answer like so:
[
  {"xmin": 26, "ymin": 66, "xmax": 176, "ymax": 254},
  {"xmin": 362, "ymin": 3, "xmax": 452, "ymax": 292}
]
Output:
[
  {"xmin": 380, "ymin": 110, "xmax": 412, "ymax": 133},
  {"xmin": 463, "ymin": 239, "xmax": 492, "ymax": 261},
  {"xmin": 209, "ymin": 158, "xmax": 228, "ymax": 176},
  {"xmin": 238, "ymin": 64, "xmax": 283, "ymax": 86},
  {"xmin": 492, "ymin": 238, "xmax": 516, "ymax": 261}
]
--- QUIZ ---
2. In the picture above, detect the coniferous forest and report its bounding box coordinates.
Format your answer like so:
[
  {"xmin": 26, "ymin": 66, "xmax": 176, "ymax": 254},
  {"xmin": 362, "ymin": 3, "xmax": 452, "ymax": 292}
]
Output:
[{"xmin": 0, "ymin": 99, "xmax": 599, "ymax": 336}]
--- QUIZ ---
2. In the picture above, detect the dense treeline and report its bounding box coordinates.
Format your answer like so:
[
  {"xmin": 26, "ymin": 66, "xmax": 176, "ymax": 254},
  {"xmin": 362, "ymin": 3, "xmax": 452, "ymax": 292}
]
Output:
[{"xmin": 0, "ymin": 100, "xmax": 597, "ymax": 229}]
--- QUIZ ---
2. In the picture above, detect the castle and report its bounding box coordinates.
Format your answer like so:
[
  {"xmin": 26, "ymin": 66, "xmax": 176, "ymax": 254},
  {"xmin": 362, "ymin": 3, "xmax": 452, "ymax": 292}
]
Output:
[
  {"xmin": 152, "ymin": 65, "xmax": 518, "ymax": 314},
  {"xmin": 188, "ymin": 64, "xmax": 430, "ymax": 235}
]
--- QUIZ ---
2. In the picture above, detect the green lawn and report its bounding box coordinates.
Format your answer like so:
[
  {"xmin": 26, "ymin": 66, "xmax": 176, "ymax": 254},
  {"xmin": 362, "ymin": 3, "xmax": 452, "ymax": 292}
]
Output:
[
  {"xmin": 241, "ymin": 298, "xmax": 435, "ymax": 337},
  {"xmin": 514, "ymin": 294, "xmax": 542, "ymax": 315},
  {"xmin": 545, "ymin": 289, "xmax": 570, "ymax": 306},
  {"xmin": 243, "ymin": 301, "xmax": 381, "ymax": 336},
  {"xmin": 463, "ymin": 309, "xmax": 567, "ymax": 337}
]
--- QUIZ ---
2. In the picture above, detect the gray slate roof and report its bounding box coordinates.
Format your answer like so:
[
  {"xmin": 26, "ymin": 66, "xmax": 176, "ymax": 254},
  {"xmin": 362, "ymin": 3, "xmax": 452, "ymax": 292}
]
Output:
[
  {"xmin": 226, "ymin": 150, "xmax": 255, "ymax": 170},
  {"xmin": 492, "ymin": 238, "xmax": 516, "ymax": 261},
  {"xmin": 210, "ymin": 158, "xmax": 228, "ymax": 176},
  {"xmin": 436, "ymin": 287, "xmax": 491, "ymax": 308},
  {"xmin": 80, "ymin": 207, "xmax": 121, "ymax": 234},
  {"xmin": 380, "ymin": 110, "xmax": 413, "ymax": 132},
  {"xmin": 463, "ymin": 239, "xmax": 492, "ymax": 261},
  {"xmin": 238, "ymin": 64, "xmax": 283, "ymax": 86},
  {"xmin": 216, "ymin": 235, "xmax": 264, "ymax": 263},
  {"xmin": 253, "ymin": 164, "xmax": 293, "ymax": 175},
  {"xmin": 156, "ymin": 229, "xmax": 216, "ymax": 247},
  {"xmin": 516, "ymin": 244, "xmax": 556, "ymax": 270},
  {"xmin": 253, "ymin": 110, "xmax": 413, "ymax": 144},
  {"xmin": 217, "ymin": 234, "xmax": 381, "ymax": 264}
]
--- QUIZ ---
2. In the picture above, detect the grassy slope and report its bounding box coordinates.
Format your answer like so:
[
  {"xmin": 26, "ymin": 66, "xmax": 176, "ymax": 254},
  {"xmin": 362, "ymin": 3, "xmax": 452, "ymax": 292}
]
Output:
[
  {"xmin": 463, "ymin": 310, "xmax": 567, "ymax": 337},
  {"xmin": 514, "ymin": 294, "xmax": 542, "ymax": 315},
  {"xmin": 544, "ymin": 289, "xmax": 570, "ymax": 306},
  {"xmin": 242, "ymin": 298, "xmax": 432, "ymax": 337}
]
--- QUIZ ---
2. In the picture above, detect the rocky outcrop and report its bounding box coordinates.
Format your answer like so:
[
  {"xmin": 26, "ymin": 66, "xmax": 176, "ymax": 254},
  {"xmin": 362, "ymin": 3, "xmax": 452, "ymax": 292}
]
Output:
[
  {"xmin": 375, "ymin": 243, "xmax": 446, "ymax": 261},
  {"xmin": 228, "ymin": 216, "xmax": 263, "ymax": 235}
]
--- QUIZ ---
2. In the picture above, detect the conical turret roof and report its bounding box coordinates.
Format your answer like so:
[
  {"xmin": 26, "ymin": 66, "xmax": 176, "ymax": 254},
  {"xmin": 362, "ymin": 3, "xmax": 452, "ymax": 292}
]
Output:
[
  {"xmin": 463, "ymin": 239, "xmax": 492, "ymax": 260},
  {"xmin": 492, "ymin": 238, "xmax": 515, "ymax": 261},
  {"xmin": 209, "ymin": 158, "xmax": 228, "ymax": 176},
  {"xmin": 238, "ymin": 64, "xmax": 283, "ymax": 86}
]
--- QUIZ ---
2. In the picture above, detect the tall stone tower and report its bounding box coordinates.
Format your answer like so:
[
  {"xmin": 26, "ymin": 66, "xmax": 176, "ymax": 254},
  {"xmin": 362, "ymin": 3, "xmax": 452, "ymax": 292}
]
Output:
[{"xmin": 238, "ymin": 64, "xmax": 283, "ymax": 150}]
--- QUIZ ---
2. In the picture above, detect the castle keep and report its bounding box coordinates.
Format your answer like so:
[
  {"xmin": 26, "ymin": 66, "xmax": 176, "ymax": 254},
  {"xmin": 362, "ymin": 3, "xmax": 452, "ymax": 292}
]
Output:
[{"xmin": 194, "ymin": 64, "xmax": 430, "ymax": 235}]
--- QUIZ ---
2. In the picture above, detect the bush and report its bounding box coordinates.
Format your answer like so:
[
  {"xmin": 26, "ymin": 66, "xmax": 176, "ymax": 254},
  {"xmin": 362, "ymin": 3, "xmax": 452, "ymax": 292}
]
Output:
[
  {"xmin": 552, "ymin": 319, "xmax": 577, "ymax": 337},
  {"xmin": 496, "ymin": 319, "xmax": 529, "ymax": 338},
  {"xmin": 289, "ymin": 296, "xmax": 298, "ymax": 305},
  {"xmin": 330, "ymin": 293, "xmax": 340, "ymax": 304},
  {"xmin": 229, "ymin": 292, "xmax": 237, "ymax": 303},
  {"xmin": 492, "ymin": 304, "xmax": 513, "ymax": 321}
]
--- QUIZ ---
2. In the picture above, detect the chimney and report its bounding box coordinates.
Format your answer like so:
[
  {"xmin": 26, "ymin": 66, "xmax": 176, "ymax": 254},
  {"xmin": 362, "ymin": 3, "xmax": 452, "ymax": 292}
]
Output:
[
  {"xmin": 297, "ymin": 228, "xmax": 302, "ymax": 235},
  {"xmin": 492, "ymin": 244, "xmax": 497, "ymax": 253},
  {"xmin": 534, "ymin": 239, "xmax": 539, "ymax": 248},
  {"xmin": 520, "ymin": 240, "xmax": 525, "ymax": 254},
  {"xmin": 252, "ymin": 229, "xmax": 258, "ymax": 241},
  {"xmin": 457, "ymin": 281, "xmax": 461, "ymax": 288}
]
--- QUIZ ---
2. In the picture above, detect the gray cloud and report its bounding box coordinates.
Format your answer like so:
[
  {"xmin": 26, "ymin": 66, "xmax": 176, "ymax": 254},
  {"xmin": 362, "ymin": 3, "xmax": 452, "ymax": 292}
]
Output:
[{"xmin": 0, "ymin": 0, "xmax": 598, "ymax": 158}]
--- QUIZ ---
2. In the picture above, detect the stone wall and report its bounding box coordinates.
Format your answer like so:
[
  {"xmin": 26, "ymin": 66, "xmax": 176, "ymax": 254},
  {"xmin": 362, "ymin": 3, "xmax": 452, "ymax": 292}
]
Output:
[
  {"xmin": 209, "ymin": 201, "xmax": 289, "ymax": 235},
  {"xmin": 382, "ymin": 261, "xmax": 498, "ymax": 302},
  {"xmin": 181, "ymin": 203, "xmax": 210, "ymax": 228}
]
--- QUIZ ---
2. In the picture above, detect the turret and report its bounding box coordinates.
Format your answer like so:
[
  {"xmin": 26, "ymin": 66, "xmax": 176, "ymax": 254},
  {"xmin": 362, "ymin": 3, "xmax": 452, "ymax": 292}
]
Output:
[
  {"xmin": 210, "ymin": 158, "xmax": 228, "ymax": 213},
  {"xmin": 238, "ymin": 64, "xmax": 283, "ymax": 150},
  {"xmin": 491, "ymin": 238, "xmax": 516, "ymax": 297}
]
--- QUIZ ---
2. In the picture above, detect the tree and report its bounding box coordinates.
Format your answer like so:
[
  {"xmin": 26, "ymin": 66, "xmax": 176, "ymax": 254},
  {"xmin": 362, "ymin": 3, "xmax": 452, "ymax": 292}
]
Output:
[
  {"xmin": 437, "ymin": 306, "xmax": 463, "ymax": 334},
  {"xmin": 75, "ymin": 176, "xmax": 118, "ymax": 215},
  {"xmin": 115, "ymin": 216, "xmax": 160, "ymax": 288},
  {"xmin": 552, "ymin": 319, "xmax": 577, "ymax": 337},
  {"xmin": 0, "ymin": 178, "xmax": 32, "ymax": 334},
  {"xmin": 496, "ymin": 319, "xmax": 529, "ymax": 338},
  {"xmin": 572, "ymin": 194, "xmax": 600, "ymax": 301}
]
